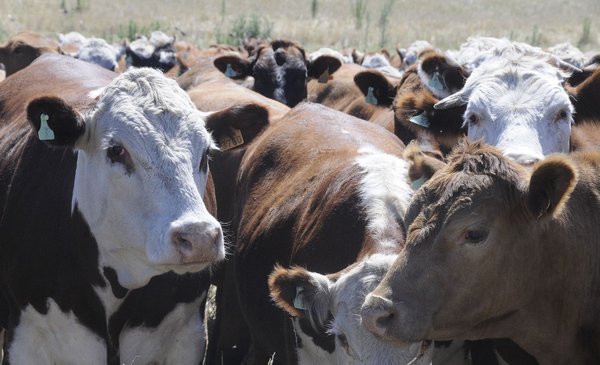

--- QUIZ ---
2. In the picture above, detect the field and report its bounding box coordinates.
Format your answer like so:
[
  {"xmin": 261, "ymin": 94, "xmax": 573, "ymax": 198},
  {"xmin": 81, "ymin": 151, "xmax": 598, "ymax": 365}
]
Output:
[{"xmin": 1, "ymin": 0, "xmax": 599, "ymax": 53}]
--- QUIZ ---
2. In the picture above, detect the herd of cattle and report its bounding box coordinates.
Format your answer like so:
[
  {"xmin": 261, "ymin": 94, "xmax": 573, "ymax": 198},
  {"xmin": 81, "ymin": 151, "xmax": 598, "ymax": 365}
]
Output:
[{"xmin": 0, "ymin": 29, "xmax": 599, "ymax": 365}]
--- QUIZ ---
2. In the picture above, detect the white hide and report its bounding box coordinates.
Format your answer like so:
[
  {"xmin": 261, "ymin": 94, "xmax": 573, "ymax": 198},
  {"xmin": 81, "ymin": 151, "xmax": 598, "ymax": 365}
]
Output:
[
  {"xmin": 546, "ymin": 42, "xmax": 587, "ymax": 69},
  {"xmin": 458, "ymin": 55, "xmax": 573, "ymax": 164},
  {"xmin": 403, "ymin": 40, "xmax": 434, "ymax": 66},
  {"xmin": 295, "ymin": 255, "xmax": 432, "ymax": 365},
  {"xmin": 361, "ymin": 54, "xmax": 403, "ymax": 78},
  {"xmin": 120, "ymin": 296, "xmax": 206, "ymax": 365},
  {"xmin": 9, "ymin": 300, "xmax": 107, "ymax": 365},
  {"xmin": 72, "ymin": 68, "xmax": 224, "ymax": 289},
  {"xmin": 76, "ymin": 37, "xmax": 120, "ymax": 71}
]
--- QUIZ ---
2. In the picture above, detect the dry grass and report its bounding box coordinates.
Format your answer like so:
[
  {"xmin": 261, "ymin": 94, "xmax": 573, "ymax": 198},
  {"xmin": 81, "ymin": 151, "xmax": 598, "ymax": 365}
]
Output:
[
  {"xmin": 0, "ymin": 0, "xmax": 600, "ymax": 50},
  {"xmin": 2, "ymin": 0, "xmax": 598, "ymax": 54}
]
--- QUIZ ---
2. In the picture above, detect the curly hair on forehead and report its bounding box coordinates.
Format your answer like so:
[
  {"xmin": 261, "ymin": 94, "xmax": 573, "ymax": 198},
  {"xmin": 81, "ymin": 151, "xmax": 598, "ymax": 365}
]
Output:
[{"xmin": 445, "ymin": 139, "xmax": 525, "ymax": 180}]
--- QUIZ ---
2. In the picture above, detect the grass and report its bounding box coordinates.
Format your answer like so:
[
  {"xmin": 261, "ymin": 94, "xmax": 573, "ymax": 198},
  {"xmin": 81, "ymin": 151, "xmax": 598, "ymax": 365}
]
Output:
[{"xmin": 0, "ymin": 0, "xmax": 598, "ymax": 53}]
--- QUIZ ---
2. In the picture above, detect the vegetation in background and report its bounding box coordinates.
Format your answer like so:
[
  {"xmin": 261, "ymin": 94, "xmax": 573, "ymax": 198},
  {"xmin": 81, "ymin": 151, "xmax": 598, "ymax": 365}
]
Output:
[
  {"xmin": 115, "ymin": 20, "xmax": 162, "ymax": 41},
  {"xmin": 215, "ymin": 15, "xmax": 273, "ymax": 46},
  {"xmin": 378, "ymin": 0, "xmax": 396, "ymax": 49},
  {"xmin": 351, "ymin": 0, "xmax": 367, "ymax": 30},
  {"xmin": 578, "ymin": 18, "xmax": 592, "ymax": 47},
  {"xmin": 311, "ymin": 0, "xmax": 318, "ymax": 19},
  {"xmin": 528, "ymin": 24, "xmax": 541, "ymax": 46}
]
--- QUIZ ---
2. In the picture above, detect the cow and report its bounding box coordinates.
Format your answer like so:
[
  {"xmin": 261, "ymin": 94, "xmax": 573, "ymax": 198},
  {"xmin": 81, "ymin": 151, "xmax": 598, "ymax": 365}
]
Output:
[
  {"xmin": 0, "ymin": 31, "xmax": 61, "ymax": 76},
  {"xmin": 0, "ymin": 54, "xmax": 224, "ymax": 364},
  {"xmin": 57, "ymin": 31, "xmax": 88, "ymax": 56},
  {"xmin": 361, "ymin": 140, "xmax": 600, "ymax": 365},
  {"xmin": 125, "ymin": 31, "xmax": 177, "ymax": 72},
  {"xmin": 75, "ymin": 37, "xmax": 122, "ymax": 72},
  {"xmin": 219, "ymin": 102, "xmax": 431, "ymax": 364},
  {"xmin": 435, "ymin": 37, "xmax": 580, "ymax": 165},
  {"xmin": 211, "ymin": 39, "xmax": 342, "ymax": 107}
]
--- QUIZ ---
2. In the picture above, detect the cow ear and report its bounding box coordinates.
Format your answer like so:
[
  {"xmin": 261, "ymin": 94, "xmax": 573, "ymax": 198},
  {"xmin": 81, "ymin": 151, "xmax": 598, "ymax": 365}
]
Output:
[
  {"xmin": 308, "ymin": 54, "xmax": 342, "ymax": 80},
  {"xmin": 527, "ymin": 156, "xmax": 577, "ymax": 219},
  {"xmin": 213, "ymin": 54, "xmax": 251, "ymax": 79},
  {"xmin": 268, "ymin": 265, "xmax": 332, "ymax": 326},
  {"xmin": 354, "ymin": 70, "xmax": 397, "ymax": 107},
  {"xmin": 204, "ymin": 103, "xmax": 269, "ymax": 151},
  {"xmin": 403, "ymin": 138, "xmax": 447, "ymax": 189},
  {"xmin": 419, "ymin": 53, "xmax": 468, "ymax": 98},
  {"xmin": 26, "ymin": 96, "xmax": 86, "ymax": 147}
]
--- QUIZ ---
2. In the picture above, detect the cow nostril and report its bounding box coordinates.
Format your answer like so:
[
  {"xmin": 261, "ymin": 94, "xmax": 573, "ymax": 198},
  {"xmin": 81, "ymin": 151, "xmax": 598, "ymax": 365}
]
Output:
[
  {"xmin": 172, "ymin": 232, "xmax": 193, "ymax": 253},
  {"xmin": 376, "ymin": 311, "xmax": 395, "ymax": 329}
]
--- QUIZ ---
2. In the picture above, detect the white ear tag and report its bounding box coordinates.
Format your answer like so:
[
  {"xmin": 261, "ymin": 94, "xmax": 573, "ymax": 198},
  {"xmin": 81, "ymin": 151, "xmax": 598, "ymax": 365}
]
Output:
[
  {"xmin": 409, "ymin": 112, "xmax": 431, "ymax": 128},
  {"xmin": 225, "ymin": 63, "xmax": 238, "ymax": 78},
  {"xmin": 38, "ymin": 113, "xmax": 55, "ymax": 141},
  {"xmin": 365, "ymin": 86, "xmax": 378, "ymax": 105},
  {"xmin": 293, "ymin": 286, "xmax": 307, "ymax": 310},
  {"xmin": 428, "ymin": 71, "xmax": 444, "ymax": 92},
  {"xmin": 318, "ymin": 68, "xmax": 329, "ymax": 83}
]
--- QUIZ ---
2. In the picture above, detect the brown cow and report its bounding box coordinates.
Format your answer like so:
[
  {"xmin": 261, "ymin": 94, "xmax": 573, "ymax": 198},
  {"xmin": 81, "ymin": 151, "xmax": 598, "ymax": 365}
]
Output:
[
  {"xmin": 362, "ymin": 140, "xmax": 600, "ymax": 365},
  {"xmin": 0, "ymin": 31, "xmax": 61, "ymax": 76}
]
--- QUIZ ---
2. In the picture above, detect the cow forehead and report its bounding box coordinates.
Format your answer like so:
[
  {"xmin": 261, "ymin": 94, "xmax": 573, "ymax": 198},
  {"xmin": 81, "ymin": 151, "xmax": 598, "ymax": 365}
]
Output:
[{"xmin": 90, "ymin": 68, "xmax": 211, "ymax": 149}]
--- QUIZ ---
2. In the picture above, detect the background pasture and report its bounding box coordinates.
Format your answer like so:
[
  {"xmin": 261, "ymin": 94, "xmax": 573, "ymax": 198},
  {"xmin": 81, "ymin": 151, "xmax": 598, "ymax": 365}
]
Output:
[{"xmin": 1, "ymin": 0, "xmax": 599, "ymax": 52}]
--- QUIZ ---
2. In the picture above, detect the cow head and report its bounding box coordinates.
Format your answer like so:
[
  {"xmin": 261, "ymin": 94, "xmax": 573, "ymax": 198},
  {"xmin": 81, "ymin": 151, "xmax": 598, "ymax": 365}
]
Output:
[
  {"xmin": 269, "ymin": 255, "xmax": 432, "ymax": 365},
  {"xmin": 0, "ymin": 32, "xmax": 61, "ymax": 76},
  {"xmin": 75, "ymin": 38, "xmax": 121, "ymax": 71},
  {"xmin": 26, "ymin": 68, "xmax": 224, "ymax": 289},
  {"xmin": 126, "ymin": 32, "xmax": 177, "ymax": 72},
  {"xmin": 361, "ymin": 140, "xmax": 577, "ymax": 345},
  {"xmin": 435, "ymin": 54, "xmax": 574, "ymax": 165},
  {"xmin": 214, "ymin": 40, "xmax": 341, "ymax": 107}
]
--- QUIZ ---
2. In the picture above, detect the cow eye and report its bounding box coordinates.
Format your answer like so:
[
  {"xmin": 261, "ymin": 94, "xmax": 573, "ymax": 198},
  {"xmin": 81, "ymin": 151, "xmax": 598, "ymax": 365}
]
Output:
[
  {"xmin": 464, "ymin": 229, "xmax": 488, "ymax": 244},
  {"xmin": 466, "ymin": 114, "xmax": 480, "ymax": 125},
  {"xmin": 107, "ymin": 144, "xmax": 128, "ymax": 164},
  {"xmin": 200, "ymin": 150, "xmax": 209, "ymax": 173},
  {"xmin": 555, "ymin": 109, "xmax": 569, "ymax": 121}
]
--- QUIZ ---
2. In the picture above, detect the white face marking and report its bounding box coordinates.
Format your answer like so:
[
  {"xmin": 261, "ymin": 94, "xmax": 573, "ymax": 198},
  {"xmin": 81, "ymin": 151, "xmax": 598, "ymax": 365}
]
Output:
[
  {"xmin": 9, "ymin": 300, "xmax": 106, "ymax": 365},
  {"xmin": 462, "ymin": 56, "xmax": 572, "ymax": 164},
  {"xmin": 355, "ymin": 147, "xmax": 413, "ymax": 251},
  {"xmin": 72, "ymin": 68, "xmax": 224, "ymax": 289},
  {"xmin": 120, "ymin": 296, "xmax": 206, "ymax": 365},
  {"xmin": 295, "ymin": 255, "xmax": 432, "ymax": 365}
]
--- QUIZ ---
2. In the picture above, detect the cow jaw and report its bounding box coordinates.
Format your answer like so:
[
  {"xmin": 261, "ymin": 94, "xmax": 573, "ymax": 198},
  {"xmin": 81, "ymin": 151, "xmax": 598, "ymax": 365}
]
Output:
[{"xmin": 71, "ymin": 68, "xmax": 224, "ymax": 289}]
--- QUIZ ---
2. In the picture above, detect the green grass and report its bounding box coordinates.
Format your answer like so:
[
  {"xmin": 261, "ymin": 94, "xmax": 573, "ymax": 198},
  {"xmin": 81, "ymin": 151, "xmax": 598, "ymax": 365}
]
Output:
[{"xmin": 1, "ymin": 0, "xmax": 598, "ymax": 53}]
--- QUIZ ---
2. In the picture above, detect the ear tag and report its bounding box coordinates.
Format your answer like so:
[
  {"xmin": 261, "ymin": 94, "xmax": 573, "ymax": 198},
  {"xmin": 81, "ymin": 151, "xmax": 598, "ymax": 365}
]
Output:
[
  {"xmin": 318, "ymin": 68, "xmax": 329, "ymax": 83},
  {"xmin": 365, "ymin": 87, "xmax": 378, "ymax": 105},
  {"xmin": 409, "ymin": 112, "xmax": 431, "ymax": 128},
  {"xmin": 218, "ymin": 128, "xmax": 244, "ymax": 150},
  {"xmin": 224, "ymin": 63, "xmax": 238, "ymax": 78},
  {"xmin": 38, "ymin": 113, "xmax": 55, "ymax": 141},
  {"xmin": 411, "ymin": 176, "xmax": 427, "ymax": 190},
  {"xmin": 428, "ymin": 71, "xmax": 444, "ymax": 92},
  {"xmin": 293, "ymin": 286, "xmax": 307, "ymax": 310}
]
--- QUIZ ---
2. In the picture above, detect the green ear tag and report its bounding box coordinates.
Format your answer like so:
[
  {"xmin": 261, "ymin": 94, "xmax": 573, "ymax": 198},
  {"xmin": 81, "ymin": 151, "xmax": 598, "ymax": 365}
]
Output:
[
  {"xmin": 428, "ymin": 71, "xmax": 444, "ymax": 92},
  {"xmin": 409, "ymin": 112, "xmax": 431, "ymax": 128},
  {"xmin": 293, "ymin": 286, "xmax": 307, "ymax": 310},
  {"xmin": 225, "ymin": 63, "xmax": 238, "ymax": 78},
  {"xmin": 318, "ymin": 68, "xmax": 329, "ymax": 83},
  {"xmin": 411, "ymin": 176, "xmax": 427, "ymax": 190},
  {"xmin": 365, "ymin": 86, "xmax": 378, "ymax": 105},
  {"xmin": 38, "ymin": 113, "xmax": 55, "ymax": 141}
]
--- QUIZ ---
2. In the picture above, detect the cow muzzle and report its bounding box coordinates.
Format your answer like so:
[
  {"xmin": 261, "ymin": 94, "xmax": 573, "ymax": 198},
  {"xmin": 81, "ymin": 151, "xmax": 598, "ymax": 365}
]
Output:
[{"xmin": 169, "ymin": 218, "xmax": 224, "ymax": 264}]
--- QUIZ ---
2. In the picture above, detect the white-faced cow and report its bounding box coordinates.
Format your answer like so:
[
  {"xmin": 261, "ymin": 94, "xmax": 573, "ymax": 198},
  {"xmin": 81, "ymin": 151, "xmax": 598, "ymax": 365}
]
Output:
[
  {"xmin": 0, "ymin": 54, "xmax": 224, "ymax": 364},
  {"xmin": 362, "ymin": 140, "xmax": 600, "ymax": 365},
  {"xmin": 435, "ymin": 37, "xmax": 580, "ymax": 165},
  {"xmin": 223, "ymin": 102, "xmax": 428, "ymax": 364}
]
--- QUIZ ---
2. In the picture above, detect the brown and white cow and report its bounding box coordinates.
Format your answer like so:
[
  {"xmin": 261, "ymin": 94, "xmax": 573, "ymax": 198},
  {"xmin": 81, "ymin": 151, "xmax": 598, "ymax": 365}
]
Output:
[
  {"xmin": 361, "ymin": 140, "xmax": 600, "ymax": 365},
  {"xmin": 0, "ymin": 54, "xmax": 224, "ymax": 364},
  {"xmin": 0, "ymin": 31, "xmax": 61, "ymax": 76},
  {"xmin": 223, "ymin": 102, "xmax": 430, "ymax": 364}
]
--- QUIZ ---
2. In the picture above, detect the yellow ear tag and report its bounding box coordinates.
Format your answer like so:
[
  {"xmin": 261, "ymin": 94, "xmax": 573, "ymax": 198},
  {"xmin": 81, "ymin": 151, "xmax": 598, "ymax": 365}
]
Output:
[
  {"xmin": 365, "ymin": 86, "xmax": 378, "ymax": 105},
  {"xmin": 318, "ymin": 68, "xmax": 329, "ymax": 83},
  {"xmin": 225, "ymin": 63, "xmax": 238, "ymax": 78},
  {"xmin": 219, "ymin": 128, "xmax": 244, "ymax": 150},
  {"xmin": 38, "ymin": 113, "xmax": 55, "ymax": 141},
  {"xmin": 293, "ymin": 286, "xmax": 307, "ymax": 310}
]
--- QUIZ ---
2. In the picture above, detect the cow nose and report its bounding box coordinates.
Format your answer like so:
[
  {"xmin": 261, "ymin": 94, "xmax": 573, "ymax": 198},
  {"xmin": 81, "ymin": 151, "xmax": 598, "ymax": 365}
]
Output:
[
  {"xmin": 170, "ymin": 220, "xmax": 222, "ymax": 263},
  {"xmin": 361, "ymin": 294, "xmax": 397, "ymax": 338},
  {"xmin": 505, "ymin": 153, "xmax": 542, "ymax": 166}
]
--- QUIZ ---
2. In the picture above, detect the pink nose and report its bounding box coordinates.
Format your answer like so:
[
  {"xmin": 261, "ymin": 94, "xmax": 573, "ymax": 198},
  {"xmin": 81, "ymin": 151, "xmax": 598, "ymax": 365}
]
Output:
[
  {"xmin": 170, "ymin": 221, "xmax": 222, "ymax": 263},
  {"xmin": 361, "ymin": 294, "xmax": 397, "ymax": 338},
  {"xmin": 505, "ymin": 153, "xmax": 541, "ymax": 166}
]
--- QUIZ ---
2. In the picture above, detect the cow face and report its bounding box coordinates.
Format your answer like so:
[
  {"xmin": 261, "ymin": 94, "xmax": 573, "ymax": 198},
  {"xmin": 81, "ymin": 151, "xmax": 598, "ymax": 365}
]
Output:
[
  {"xmin": 436, "ymin": 56, "xmax": 573, "ymax": 165},
  {"xmin": 214, "ymin": 40, "xmax": 341, "ymax": 107},
  {"xmin": 361, "ymin": 141, "xmax": 577, "ymax": 345},
  {"xmin": 0, "ymin": 32, "xmax": 61, "ymax": 76},
  {"xmin": 269, "ymin": 255, "xmax": 432, "ymax": 365},
  {"xmin": 75, "ymin": 38, "xmax": 120, "ymax": 71},
  {"xmin": 26, "ymin": 68, "xmax": 224, "ymax": 289}
]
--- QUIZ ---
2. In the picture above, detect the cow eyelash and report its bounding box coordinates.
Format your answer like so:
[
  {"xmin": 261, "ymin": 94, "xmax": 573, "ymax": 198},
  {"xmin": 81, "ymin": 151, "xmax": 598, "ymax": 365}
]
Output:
[
  {"xmin": 200, "ymin": 149, "xmax": 209, "ymax": 172},
  {"xmin": 466, "ymin": 114, "xmax": 480, "ymax": 125},
  {"xmin": 555, "ymin": 109, "xmax": 569, "ymax": 121}
]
